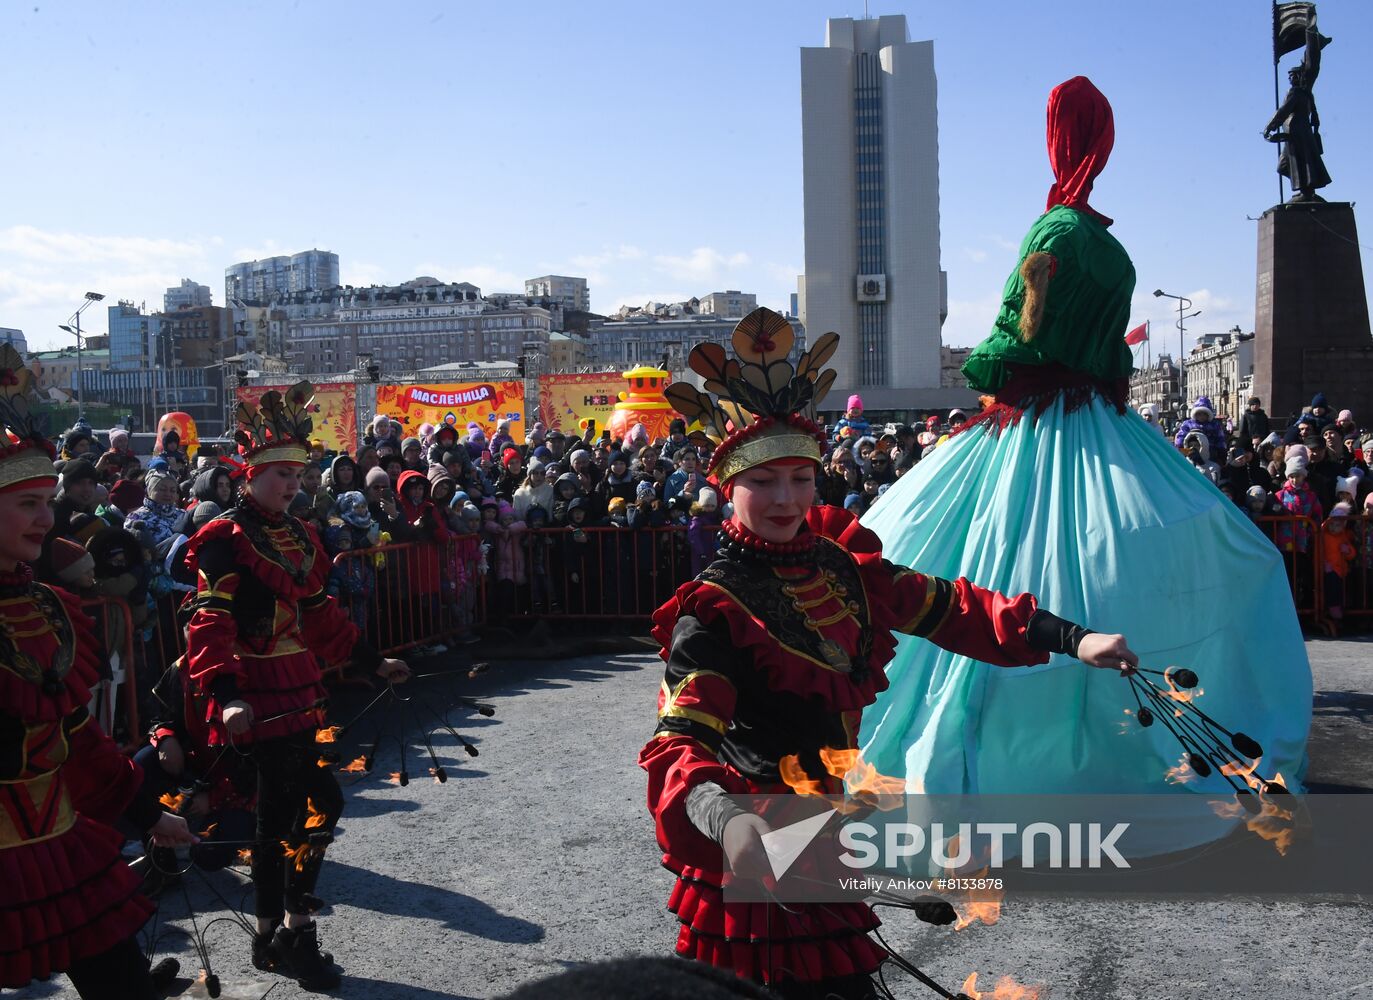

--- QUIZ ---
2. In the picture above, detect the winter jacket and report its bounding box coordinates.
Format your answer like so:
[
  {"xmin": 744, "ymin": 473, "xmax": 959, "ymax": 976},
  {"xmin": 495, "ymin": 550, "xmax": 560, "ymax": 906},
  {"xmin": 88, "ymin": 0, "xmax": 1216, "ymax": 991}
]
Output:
[{"xmin": 1174, "ymin": 416, "xmax": 1227, "ymax": 460}]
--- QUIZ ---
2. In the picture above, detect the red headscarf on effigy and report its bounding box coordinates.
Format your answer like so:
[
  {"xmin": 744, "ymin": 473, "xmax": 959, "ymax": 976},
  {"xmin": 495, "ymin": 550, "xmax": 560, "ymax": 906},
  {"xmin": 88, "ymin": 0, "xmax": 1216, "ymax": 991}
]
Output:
[{"xmin": 1045, "ymin": 76, "xmax": 1114, "ymax": 226}]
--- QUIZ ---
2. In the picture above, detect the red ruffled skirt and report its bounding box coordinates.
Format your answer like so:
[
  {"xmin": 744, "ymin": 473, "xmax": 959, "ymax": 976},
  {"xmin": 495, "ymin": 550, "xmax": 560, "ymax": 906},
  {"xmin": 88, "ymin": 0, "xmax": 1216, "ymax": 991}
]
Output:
[
  {"xmin": 0, "ymin": 817, "xmax": 154, "ymax": 987},
  {"xmin": 665, "ymin": 862, "xmax": 886, "ymax": 985},
  {"xmin": 202, "ymin": 650, "xmax": 327, "ymax": 746}
]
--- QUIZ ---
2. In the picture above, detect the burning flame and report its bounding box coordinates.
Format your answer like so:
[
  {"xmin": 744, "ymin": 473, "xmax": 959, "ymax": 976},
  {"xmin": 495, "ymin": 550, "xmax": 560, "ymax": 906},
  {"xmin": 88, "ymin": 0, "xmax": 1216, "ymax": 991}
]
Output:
[
  {"xmin": 159, "ymin": 791, "xmax": 187, "ymax": 812},
  {"xmin": 951, "ymin": 870, "xmax": 1005, "ymax": 931},
  {"xmin": 237, "ymin": 848, "xmax": 253, "ymax": 865},
  {"xmin": 386, "ymin": 771, "xmax": 403, "ymax": 785},
  {"xmin": 315, "ymin": 725, "xmax": 342, "ymax": 744},
  {"xmin": 1162, "ymin": 676, "xmax": 1204, "ymax": 709},
  {"xmin": 304, "ymin": 797, "xmax": 327, "ymax": 830},
  {"xmin": 198, "ymin": 822, "xmax": 218, "ymax": 839},
  {"xmin": 1165, "ymin": 752, "xmax": 1197, "ymax": 785},
  {"xmin": 961, "ymin": 972, "xmax": 1043, "ymax": 999},
  {"xmin": 281, "ymin": 840, "xmax": 318, "ymax": 874},
  {"xmin": 779, "ymin": 748, "xmax": 909, "ymax": 811},
  {"xmin": 1221, "ymin": 756, "xmax": 1264, "ymax": 793},
  {"xmin": 339, "ymin": 755, "xmax": 368, "ymax": 773}
]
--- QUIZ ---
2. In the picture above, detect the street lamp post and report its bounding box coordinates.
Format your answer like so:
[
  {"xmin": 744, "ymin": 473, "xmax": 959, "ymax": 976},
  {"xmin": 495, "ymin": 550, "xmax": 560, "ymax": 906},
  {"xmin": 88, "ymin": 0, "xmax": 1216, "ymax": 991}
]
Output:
[
  {"xmin": 1153, "ymin": 289, "xmax": 1201, "ymax": 412},
  {"xmin": 58, "ymin": 291, "xmax": 105, "ymax": 424}
]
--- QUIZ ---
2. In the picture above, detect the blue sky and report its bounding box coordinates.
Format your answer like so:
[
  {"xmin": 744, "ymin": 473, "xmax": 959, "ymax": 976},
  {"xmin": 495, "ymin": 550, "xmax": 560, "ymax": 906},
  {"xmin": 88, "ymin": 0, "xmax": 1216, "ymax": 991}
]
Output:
[{"xmin": 3, "ymin": 0, "xmax": 1370, "ymax": 356}]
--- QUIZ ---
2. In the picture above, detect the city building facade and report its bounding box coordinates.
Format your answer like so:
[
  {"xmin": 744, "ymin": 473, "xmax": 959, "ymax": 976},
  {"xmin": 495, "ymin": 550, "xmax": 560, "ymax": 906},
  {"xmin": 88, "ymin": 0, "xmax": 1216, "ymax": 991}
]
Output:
[
  {"xmin": 157, "ymin": 305, "xmax": 242, "ymax": 370},
  {"xmin": 799, "ymin": 15, "xmax": 948, "ymax": 410},
  {"xmin": 225, "ymin": 249, "xmax": 339, "ymax": 303},
  {"xmin": 286, "ymin": 277, "xmax": 551, "ymax": 376},
  {"xmin": 29, "ymin": 348, "xmax": 111, "ymax": 397},
  {"xmin": 525, "ymin": 275, "xmax": 589, "ymax": 314},
  {"xmin": 697, "ymin": 290, "xmax": 758, "ymax": 318},
  {"xmin": 589, "ymin": 314, "xmax": 804, "ymax": 370},
  {"xmin": 1128, "ymin": 355, "xmax": 1182, "ymax": 425},
  {"xmin": 164, "ymin": 278, "xmax": 213, "ymax": 311},
  {"xmin": 548, "ymin": 332, "xmax": 591, "ymax": 372},
  {"xmin": 108, "ymin": 301, "xmax": 161, "ymax": 371},
  {"xmin": 1183, "ymin": 331, "xmax": 1255, "ymax": 423},
  {"xmin": 0, "ymin": 328, "xmax": 28, "ymax": 353}
]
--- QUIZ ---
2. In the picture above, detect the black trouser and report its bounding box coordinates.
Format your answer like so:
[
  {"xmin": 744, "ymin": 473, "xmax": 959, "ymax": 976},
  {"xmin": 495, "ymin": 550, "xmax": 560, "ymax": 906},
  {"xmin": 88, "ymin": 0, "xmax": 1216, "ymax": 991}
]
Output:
[
  {"xmin": 65, "ymin": 936, "xmax": 153, "ymax": 1000},
  {"xmin": 251, "ymin": 731, "xmax": 343, "ymax": 921}
]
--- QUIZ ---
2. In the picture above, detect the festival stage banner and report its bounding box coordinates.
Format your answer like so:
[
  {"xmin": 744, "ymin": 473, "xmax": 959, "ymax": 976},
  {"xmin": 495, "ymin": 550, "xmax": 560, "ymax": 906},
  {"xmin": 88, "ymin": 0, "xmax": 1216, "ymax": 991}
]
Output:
[
  {"xmin": 537, "ymin": 372, "xmax": 631, "ymax": 433},
  {"xmin": 236, "ymin": 382, "xmax": 357, "ymax": 454},
  {"xmin": 375, "ymin": 381, "xmax": 525, "ymax": 440}
]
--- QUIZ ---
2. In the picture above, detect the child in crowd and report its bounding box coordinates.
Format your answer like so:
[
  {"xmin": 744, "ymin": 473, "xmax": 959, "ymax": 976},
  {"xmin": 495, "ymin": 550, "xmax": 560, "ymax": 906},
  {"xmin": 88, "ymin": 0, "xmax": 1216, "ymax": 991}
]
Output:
[
  {"xmin": 831, "ymin": 393, "xmax": 871, "ymax": 443},
  {"xmin": 687, "ymin": 486, "xmax": 721, "ymax": 577},
  {"xmin": 524, "ymin": 505, "xmax": 558, "ymax": 614},
  {"xmin": 1322, "ymin": 503, "xmax": 1357, "ymax": 629}
]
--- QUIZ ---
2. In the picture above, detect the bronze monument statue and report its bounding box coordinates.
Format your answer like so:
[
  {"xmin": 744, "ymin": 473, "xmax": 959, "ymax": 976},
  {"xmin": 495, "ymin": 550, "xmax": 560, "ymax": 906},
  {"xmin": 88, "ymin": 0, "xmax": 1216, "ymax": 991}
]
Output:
[{"xmin": 1263, "ymin": 3, "xmax": 1333, "ymax": 203}]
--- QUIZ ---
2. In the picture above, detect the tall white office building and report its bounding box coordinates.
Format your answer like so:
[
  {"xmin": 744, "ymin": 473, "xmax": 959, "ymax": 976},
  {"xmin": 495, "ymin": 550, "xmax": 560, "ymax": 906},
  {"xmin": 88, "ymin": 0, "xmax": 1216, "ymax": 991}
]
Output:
[{"xmin": 799, "ymin": 15, "xmax": 948, "ymax": 412}]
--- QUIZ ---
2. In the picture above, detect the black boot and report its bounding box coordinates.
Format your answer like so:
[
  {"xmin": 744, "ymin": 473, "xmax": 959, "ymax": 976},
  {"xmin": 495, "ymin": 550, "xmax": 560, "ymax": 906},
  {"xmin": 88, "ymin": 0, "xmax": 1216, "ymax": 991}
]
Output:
[
  {"xmin": 269, "ymin": 922, "xmax": 340, "ymax": 990},
  {"xmin": 251, "ymin": 927, "xmax": 277, "ymax": 971}
]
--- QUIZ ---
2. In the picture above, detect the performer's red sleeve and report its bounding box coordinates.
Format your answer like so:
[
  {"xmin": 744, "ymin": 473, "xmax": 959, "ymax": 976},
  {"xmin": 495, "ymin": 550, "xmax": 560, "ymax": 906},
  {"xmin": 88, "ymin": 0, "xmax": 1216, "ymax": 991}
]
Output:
[
  {"xmin": 887, "ymin": 566, "xmax": 1050, "ymax": 668},
  {"xmin": 638, "ymin": 615, "xmax": 747, "ymax": 870},
  {"xmin": 299, "ymin": 584, "xmax": 364, "ymax": 669},
  {"xmin": 64, "ymin": 713, "xmax": 160, "ymax": 832},
  {"xmin": 184, "ymin": 535, "xmax": 247, "ymax": 698}
]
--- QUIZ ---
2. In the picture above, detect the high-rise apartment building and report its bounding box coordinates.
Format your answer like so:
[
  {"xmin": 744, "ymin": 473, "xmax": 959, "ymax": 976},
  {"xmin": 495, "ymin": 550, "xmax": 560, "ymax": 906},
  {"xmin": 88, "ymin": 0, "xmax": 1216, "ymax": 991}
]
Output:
[
  {"xmin": 799, "ymin": 15, "xmax": 948, "ymax": 412},
  {"xmin": 164, "ymin": 278, "xmax": 213, "ymax": 312},
  {"xmin": 108, "ymin": 301, "xmax": 161, "ymax": 371},
  {"xmin": 697, "ymin": 290, "xmax": 758, "ymax": 319},
  {"xmin": 525, "ymin": 275, "xmax": 589, "ymax": 315},
  {"xmin": 225, "ymin": 249, "xmax": 339, "ymax": 304}
]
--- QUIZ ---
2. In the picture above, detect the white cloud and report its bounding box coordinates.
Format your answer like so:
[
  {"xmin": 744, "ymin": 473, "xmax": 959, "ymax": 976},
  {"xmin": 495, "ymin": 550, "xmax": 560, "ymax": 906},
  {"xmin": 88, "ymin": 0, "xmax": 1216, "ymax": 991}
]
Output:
[
  {"xmin": 652, "ymin": 247, "xmax": 751, "ymax": 285},
  {"xmin": 941, "ymin": 293, "xmax": 1003, "ymax": 348}
]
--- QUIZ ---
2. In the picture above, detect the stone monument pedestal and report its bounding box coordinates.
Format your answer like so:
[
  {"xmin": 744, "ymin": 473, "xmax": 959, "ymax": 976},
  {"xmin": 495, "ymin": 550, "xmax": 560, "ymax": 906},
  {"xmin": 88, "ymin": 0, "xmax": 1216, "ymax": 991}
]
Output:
[{"xmin": 1253, "ymin": 201, "xmax": 1373, "ymax": 427}]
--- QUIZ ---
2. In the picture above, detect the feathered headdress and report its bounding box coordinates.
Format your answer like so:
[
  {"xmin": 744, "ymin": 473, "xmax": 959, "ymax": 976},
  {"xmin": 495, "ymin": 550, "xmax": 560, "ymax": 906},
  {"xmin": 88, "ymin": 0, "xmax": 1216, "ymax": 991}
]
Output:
[
  {"xmin": 234, "ymin": 380, "xmax": 315, "ymax": 468},
  {"xmin": 665, "ymin": 307, "xmax": 838, "ymax": 484},
  {"xmin": 0, "ymin": 344, "xmax": 58, "ymax": 492}
]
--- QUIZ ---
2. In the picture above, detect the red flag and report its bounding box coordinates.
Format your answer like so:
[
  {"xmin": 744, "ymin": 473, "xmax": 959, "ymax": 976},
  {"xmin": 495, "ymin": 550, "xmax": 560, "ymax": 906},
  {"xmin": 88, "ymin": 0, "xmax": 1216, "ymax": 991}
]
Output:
[{"xmin": 1124, "ymin": 322, "xmax": 1148, "ymax": 346}]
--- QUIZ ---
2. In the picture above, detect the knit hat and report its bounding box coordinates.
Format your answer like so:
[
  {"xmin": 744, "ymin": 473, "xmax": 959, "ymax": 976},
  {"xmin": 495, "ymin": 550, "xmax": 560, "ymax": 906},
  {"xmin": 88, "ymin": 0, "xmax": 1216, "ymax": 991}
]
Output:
[
  {"xmin": 1336, "ymin": 475, "xmax": 1360, "ymax": 498},
  {"xmin": 843, "ymin": 492, "xmax": 864, "ymax": 510},
  {"xmin": 669, "ymin": 418, "xmax": 686, "ymax": 434},
  {"xmin": 1246, "ymin": 486, "xmax": 1268, "ymax": 502},
  {"xmin": 365, "ymin": 467, "xmax": 390, "ymax": 489},
  {"xmin": 191, "ymin": 500, "xmax": 222, "ymax": 527},
  {"xmin": 67, "ymin": 512, "xmax": 103, "ymax": 545},
  {"xmin": 1285, "ymin": 455, "xmax": 1308, "ymax": 476},
  {"xmin": 1329, "ymin": 501, "xmax": 1353, "ymax": 519},
  {"xmin": 502, "ymin": 447, "xmax": 521, "ymax": 467},
  {"xmin": 1311, "ymin": 392, "xmax": 1328, "ymax": 410},
  {"xmin": 635, "ymin": 480, "xmax": 656, "ymax": 501},
  {"xmin": 1338, "ymin": 409, "xmax": 1355, "ymax": 425},
  {"xmin": 607, "ymin": 497, "xmax": 627, "ymax": 516},
  {"xmin": 847, "ymin": 394, "xmax": 864, "ymax": 412},
  {"xmin": 609, "ymin": 450, "xmax": 629, "ymax": 468},
  {"xmin": 144, "ymin": 467, "xmax": 174, "ymax": 496},
  {"xmin": 498, "ymin": 500, "xmax": 514, "ymax": 518},
  {"xmin": 61, "ymin": 459, "xmax": 98, "ymax": 487},
  {"xmin": 108, "ymin": 479, "xmax": 144, "ymax": 511},
  {"xmin": 531, "ymin": 446, "xmax": 553, "ymax": 462},
  {"xmin": 108, "ymin": 427, "xmax": 129, "ymax": 450},
  {"xmin": 427, "ymin": 464, "xmax": 455, "ymax": 489},
  {"xmin": 697, "ymin": 487, "xmax": 718, "ymax": 512},
  {"xmin": 460, "ymin": 502, "xmax": 481, "ymax": 521},
  {"xmin": 372, "ymin": 414, "xmax": 391, "ymax": 433},
  {"xmin": 52, "ymin": 538, "xmax": 94, "ymax": 585},
  {"xmin": 401, "ymin": 436, "xmax": 421, "ymax": 454}
]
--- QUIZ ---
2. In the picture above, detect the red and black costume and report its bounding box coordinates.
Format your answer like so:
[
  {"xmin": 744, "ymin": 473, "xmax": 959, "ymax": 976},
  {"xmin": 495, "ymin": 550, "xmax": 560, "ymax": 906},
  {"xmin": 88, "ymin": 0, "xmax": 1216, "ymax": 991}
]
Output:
[
  {"xmin": 642, "ymin": 310, "xmax": 1090, "ymax": 999},
  {"xmin": 183, "ymin": 380, "xmax": 383, "ymax": 988}
]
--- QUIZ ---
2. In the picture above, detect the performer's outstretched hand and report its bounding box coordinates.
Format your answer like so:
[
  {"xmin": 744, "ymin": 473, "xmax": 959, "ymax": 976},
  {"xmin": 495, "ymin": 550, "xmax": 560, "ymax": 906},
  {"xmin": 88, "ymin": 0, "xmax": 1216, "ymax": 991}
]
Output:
[
  {"xmin": 149, "ymin": 811, "xmax": 198, "ymax": 848},
  {"xmin": 378, "ymin": 657, "xmax": 411, "ymax": 684},
  {"xmin": 1076, "ymin": 633, "xmax": 1138, "ymax": 675},
  {"xmin": 722, "ymin": 813, "xmax": 773, "ymax": 881}
]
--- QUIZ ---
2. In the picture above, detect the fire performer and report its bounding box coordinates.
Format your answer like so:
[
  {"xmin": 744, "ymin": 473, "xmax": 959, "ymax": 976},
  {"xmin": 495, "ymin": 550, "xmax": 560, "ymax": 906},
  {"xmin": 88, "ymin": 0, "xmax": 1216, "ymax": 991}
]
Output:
[
  {"xmin": 641, "ymin": 311, "xmax": 1136, "ymax": 1000},
  {"xmin": 0, "ymin": 346, "xmax": 195, "ymax": 999},
  {"xmin": 185, "ymin": 381, "xmax": 410, "ymax": 990}
]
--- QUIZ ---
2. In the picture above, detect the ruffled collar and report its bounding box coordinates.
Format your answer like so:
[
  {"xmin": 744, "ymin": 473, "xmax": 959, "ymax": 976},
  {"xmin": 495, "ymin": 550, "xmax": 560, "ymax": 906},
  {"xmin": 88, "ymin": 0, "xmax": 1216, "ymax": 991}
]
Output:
[
  {"xmin": 717, "ymin": 517, "xmax": 818, "ymax": 567},
  {"xmin": 242, "ymin": 494, "xmax": 287, "ymax": 525},
  {"xmin": 0, "ymin": 563, "xmax": 35, "ymax": 597}
]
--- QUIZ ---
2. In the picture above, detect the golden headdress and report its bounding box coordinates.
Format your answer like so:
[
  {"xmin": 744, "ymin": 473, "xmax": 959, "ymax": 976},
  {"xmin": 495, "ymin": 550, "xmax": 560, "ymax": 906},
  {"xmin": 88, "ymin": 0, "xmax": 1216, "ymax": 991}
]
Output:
[
  {"xmin": 665, "ymin": 307, "xmax": 838, "ymax": 484},
  {"xmin": 234, "ymin": 380, "xmax": 315, "ymax": 468},
  {"xmin": 0, "ymin": 345, "xmax": 58, "ymax": 492}
]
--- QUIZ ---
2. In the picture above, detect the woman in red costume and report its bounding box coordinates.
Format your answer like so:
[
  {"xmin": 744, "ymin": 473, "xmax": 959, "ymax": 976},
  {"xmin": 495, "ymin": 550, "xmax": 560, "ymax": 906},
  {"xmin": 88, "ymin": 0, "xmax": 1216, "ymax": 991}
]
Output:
[
  {"xmin": 0, "ymin": 346, "xmax": 194, "ymax": 999},
  {"xmin": 641, "ymin": 311, "xmax": 1138, "ymax": 1000},
  {"xmin": 184, "ymin": 381, "xmax": 410, "ymax": 991}
]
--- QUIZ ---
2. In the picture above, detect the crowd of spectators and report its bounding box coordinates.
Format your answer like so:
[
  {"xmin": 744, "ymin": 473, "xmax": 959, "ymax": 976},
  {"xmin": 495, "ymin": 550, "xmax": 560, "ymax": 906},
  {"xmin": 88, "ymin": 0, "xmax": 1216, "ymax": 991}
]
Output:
[{"xmin": 34, "ymin": 389, "xmax": 1373, "ymax": 735}]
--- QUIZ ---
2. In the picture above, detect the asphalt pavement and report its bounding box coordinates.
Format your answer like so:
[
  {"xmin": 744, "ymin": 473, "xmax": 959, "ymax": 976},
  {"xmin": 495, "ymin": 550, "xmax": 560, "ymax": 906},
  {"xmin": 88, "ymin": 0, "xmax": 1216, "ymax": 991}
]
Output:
[{"xmin": 16, "ymin": 635, "xmax": 1373, "ymax": 1000}]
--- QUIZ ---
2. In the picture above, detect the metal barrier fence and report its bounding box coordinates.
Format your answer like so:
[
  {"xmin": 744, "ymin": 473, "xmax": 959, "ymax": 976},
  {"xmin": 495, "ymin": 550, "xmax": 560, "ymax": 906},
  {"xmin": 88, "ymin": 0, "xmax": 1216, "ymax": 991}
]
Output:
[
  {"xmin": 79, "ymin": 595, "xmax": 141, "ymax": 751},
  {"xmin": 83, "ymin": 514, "xmax": 1370, "ymax": 730},
  {"xmin": 330, "ymin": 535, "xmax": 485, "ymax": 660},
  {"xmin": 1253, "ymin": 515, "xmax": 1323, "ymax": 625}
]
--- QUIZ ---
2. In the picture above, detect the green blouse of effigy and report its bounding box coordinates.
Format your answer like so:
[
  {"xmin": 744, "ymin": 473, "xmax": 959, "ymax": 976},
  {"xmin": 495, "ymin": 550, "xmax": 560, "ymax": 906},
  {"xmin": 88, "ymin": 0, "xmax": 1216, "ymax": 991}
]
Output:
[{"xmin": 961, "ymin": 204, "xmax": 1137, "ymax": 393}]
